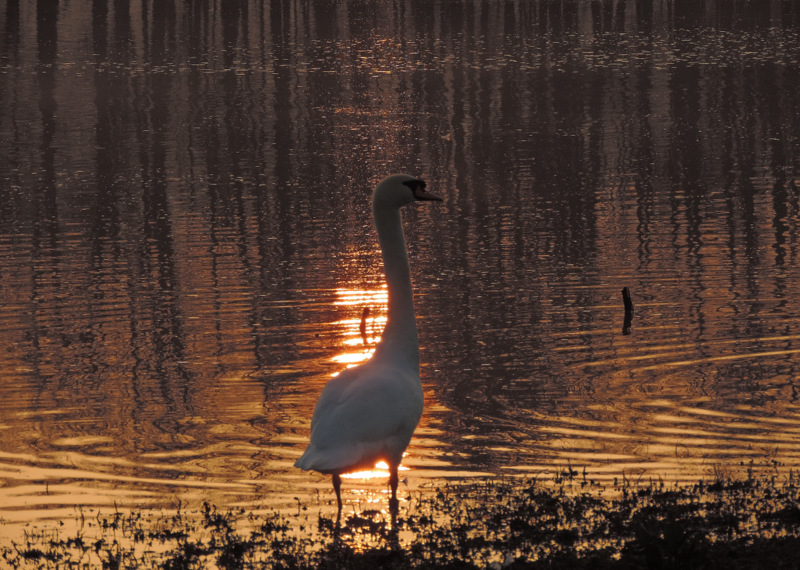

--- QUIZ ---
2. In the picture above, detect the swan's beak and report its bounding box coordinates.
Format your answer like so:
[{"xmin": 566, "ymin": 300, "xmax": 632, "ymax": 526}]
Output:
[{"xmin": 413, "ymin": 187, "xmax": 443, "ymax": 202}]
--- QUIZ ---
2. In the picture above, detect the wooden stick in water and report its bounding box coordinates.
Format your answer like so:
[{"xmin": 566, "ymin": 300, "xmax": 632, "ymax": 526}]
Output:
[{"xmin": 622, "ymin": 287, "xmax": 634, "ymax": 335}]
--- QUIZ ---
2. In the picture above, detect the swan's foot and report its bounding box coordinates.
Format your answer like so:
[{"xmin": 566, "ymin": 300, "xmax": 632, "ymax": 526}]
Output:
[{"xmin": 332, "ymin": 473, "xmax": 343, "ymax": 525}]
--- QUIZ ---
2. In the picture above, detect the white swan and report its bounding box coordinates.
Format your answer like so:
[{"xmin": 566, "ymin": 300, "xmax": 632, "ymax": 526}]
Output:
[{"xmin": 295, "ymin": 174, "xmax": 442, "ymax": 515}]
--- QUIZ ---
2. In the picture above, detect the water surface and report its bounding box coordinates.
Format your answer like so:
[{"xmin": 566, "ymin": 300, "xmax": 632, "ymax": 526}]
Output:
[{"xmin": 1, "ymin": 0, "xmax": 800, "ymax": 536}]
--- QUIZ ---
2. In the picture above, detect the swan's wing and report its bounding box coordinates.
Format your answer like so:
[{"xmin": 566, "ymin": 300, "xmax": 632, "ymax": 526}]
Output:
[{"xmin": 297, "ymin": 362, "xmax": 423, "ymax": 472}]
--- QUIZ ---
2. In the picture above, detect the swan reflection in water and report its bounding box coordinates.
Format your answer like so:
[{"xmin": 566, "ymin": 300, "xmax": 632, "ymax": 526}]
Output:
[{"xmin": 295, "ymin": 174, "xmax": 442, "ymax": 521}]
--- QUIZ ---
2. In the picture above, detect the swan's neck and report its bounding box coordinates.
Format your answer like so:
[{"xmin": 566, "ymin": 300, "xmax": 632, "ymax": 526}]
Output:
[{"xmin": 373, "ymin": 203, "xmax": 419, "ymax": 367}]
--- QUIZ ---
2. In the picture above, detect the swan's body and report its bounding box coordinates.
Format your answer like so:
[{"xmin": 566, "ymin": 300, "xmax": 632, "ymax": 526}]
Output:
[{"xmin": 295, "ymin": 174, "xmax": 441, "ymax": 514}]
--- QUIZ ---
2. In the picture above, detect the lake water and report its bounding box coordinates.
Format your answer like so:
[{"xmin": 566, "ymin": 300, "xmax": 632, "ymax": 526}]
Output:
[{"xmin": 1, "ymin": 0, "xmax": 800, "ymax": 536}]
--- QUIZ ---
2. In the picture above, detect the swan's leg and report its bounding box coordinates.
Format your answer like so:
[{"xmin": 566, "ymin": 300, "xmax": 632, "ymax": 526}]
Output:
[
  {"xmin": 332, "ymin": 473, "xmax": 343, "ymax": 517},
  {"xmin": 388, "ymin": 463, "xmax": 400, "ymax": 530},
  {"xmin": 389, "ymin": 462, "xmax": 399, "ymax": 511}
]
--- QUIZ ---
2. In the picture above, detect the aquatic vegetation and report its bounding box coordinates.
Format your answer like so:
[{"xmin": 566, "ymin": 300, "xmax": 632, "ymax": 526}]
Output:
[{"xmin": 2, "ymin": 475, "xmax": 799, "ymax": 569}]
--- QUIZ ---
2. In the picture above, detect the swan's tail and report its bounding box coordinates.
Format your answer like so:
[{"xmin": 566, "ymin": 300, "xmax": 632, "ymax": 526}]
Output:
[
  {"xmin": 294, "ymin": 443, "xmax": 373, "ymax": 474},
  {"xmin": 294, "ymin": 449, "xmax": 315, "ymax": 471},
  {"xmin": 294, "ymin": 444, "xmax": 344, "ymax": 472}
]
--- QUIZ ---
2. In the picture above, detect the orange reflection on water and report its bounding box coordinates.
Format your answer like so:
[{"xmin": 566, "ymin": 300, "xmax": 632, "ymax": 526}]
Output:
[{"xmin": 330, "ymin": 286, "xmax": 387, "ymax": 374}]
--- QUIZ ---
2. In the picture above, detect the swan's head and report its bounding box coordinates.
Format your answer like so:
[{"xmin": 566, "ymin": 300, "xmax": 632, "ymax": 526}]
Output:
[{"xmin": 373, "ymin": 174, "xmax": 442, "ymax": 210}]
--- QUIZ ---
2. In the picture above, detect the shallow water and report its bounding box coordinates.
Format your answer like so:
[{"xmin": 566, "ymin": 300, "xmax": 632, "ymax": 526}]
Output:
[{"xmin": 1, "ymin": 0, "xmax": 800, "ymax": 536}]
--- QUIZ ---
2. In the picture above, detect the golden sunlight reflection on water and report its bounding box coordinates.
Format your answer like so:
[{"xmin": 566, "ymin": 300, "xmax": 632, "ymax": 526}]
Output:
[{"xmin": 330, "ymin": 287, "xmax": 383, "ymax": 372}]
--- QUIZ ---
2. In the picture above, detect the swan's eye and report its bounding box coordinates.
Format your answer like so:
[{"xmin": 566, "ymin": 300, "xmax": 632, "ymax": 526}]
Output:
[
  {"xmin": 402, "ymin": 179, "xmax": 425, "ymax": 193},
  {"xmin": 403, "ymin": 178, "xmax": 442, "ymax": 202}
]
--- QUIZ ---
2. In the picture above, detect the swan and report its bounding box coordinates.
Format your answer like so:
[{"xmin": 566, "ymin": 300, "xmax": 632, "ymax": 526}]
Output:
[{"xmin": 294, "ymin": 174, "xmax": 442, "ymax": 515}]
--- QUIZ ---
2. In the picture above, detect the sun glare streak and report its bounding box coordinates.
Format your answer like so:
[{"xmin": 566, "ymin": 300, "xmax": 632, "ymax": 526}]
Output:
[
  {"xmin": 341, "ymin": 460, "xmax": 410, "ymax": 480},
  {"xmin": 331, "ymin": 350, "xmax": 375, "ymax": 364},
  {"xmin": 333, "ymin": 286, "xmax": 387, "ymax": 306}
]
